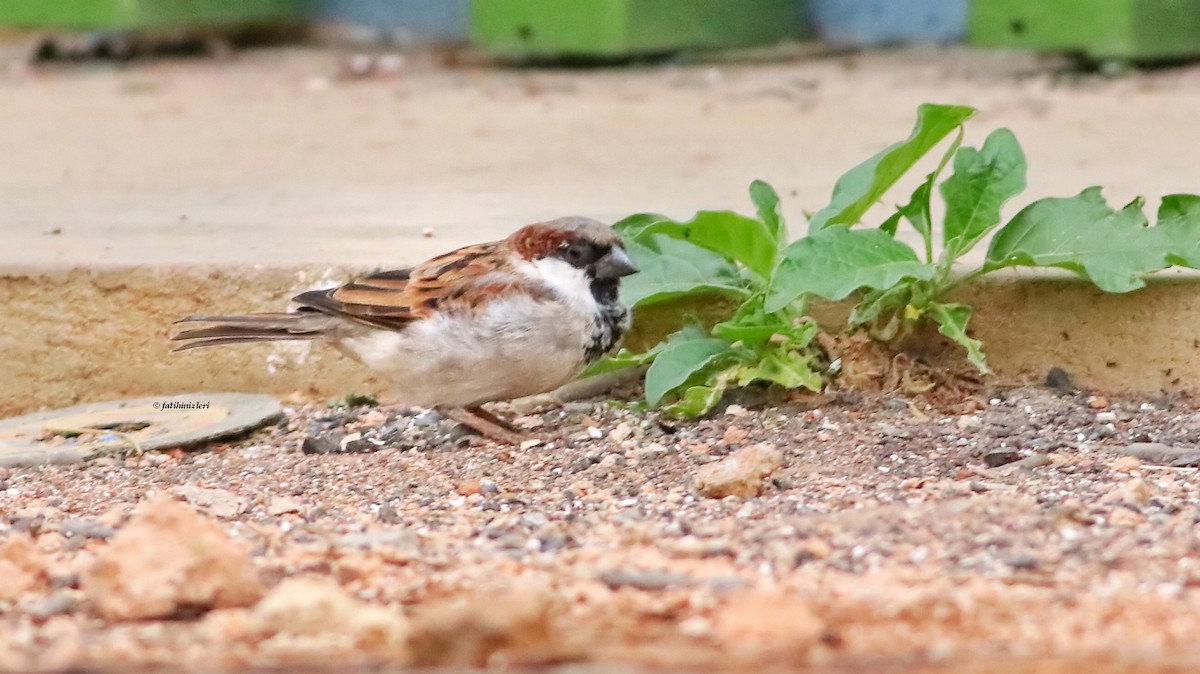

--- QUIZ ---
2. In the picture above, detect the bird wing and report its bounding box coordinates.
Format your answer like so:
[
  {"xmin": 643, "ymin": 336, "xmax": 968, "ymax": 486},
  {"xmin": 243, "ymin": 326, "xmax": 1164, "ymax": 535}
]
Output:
[{"xmin": 292, "ymin": 241, "xmax": 550, "ymax": 331}]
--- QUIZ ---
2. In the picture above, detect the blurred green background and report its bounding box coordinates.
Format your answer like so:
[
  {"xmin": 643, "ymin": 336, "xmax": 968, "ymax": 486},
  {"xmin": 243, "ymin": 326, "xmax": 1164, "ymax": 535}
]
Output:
[{"xmin": 0, "ymin": 0, "xmax": 1196, "ymax": 61}]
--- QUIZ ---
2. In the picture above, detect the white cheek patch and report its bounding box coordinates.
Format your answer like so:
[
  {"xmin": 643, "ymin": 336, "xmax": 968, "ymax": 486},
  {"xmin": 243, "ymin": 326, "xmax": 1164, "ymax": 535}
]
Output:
[{"xmin": 518, "ymin": 257, "xmax": 599, "ymax": 316}]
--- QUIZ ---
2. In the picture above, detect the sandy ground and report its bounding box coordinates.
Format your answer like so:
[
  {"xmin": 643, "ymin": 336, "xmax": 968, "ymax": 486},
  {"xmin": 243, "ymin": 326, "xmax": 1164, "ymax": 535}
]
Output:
[
  {"xmin": 2, "ymin": 46, "xmax": 1200, "ymax": 269},
  {"xmin": 4, "ymin": 385, "xmax": 1200, "ymax": 672}
]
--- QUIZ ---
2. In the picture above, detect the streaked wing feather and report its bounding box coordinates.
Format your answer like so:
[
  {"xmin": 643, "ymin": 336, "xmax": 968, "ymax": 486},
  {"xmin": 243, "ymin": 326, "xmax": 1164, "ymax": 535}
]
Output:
[{"xmin": 290, "ymin": 241, "xmax": 543, "ymax": 331}]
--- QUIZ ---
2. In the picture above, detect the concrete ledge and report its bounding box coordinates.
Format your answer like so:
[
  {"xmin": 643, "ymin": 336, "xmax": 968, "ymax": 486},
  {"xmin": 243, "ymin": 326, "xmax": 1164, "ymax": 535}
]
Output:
[
  {"xmin": 950, "ymin": 276, "xmax": 1200, "ymax": 393},
  {"xmin": 1, "ymin": 265, "xmax": 384, "ymax": 417},
  {"xmin": 4, "ymin": 264, "xmax": 1197, "ymax": 417}
]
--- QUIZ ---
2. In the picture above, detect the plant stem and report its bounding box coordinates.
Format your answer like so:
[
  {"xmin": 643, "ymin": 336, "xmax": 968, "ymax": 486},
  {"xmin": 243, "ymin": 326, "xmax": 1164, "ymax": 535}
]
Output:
[
  {"xmin": 923, "ymin": 126, "xmax": 965, "ymax": 264},
  {"xmin": 939, "ymin": 266, "xmax": 993, "ymax": 296}
]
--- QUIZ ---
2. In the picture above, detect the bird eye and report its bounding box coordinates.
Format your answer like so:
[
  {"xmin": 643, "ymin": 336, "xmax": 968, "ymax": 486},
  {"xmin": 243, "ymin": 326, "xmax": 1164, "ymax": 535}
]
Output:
[{"xmin": 563, "ymin": 242, "xmax": 588, "ymax": 264}]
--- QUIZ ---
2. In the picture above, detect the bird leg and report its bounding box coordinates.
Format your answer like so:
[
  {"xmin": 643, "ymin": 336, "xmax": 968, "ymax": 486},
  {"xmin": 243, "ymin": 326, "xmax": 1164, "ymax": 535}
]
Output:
[
  {"xmin": 441, "ymin": 406, "xmax": 528, "ymax": 445},
  {"xmin": 467, "ymin": 405, "xmax": 525, "ymax": 431}
]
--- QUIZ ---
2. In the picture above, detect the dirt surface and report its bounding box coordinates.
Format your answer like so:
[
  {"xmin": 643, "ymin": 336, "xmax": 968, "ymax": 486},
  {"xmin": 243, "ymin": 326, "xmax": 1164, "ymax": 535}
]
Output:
[{"xmin": 4, "ymin": 383, "xmax": 1200, "ymax": 672}]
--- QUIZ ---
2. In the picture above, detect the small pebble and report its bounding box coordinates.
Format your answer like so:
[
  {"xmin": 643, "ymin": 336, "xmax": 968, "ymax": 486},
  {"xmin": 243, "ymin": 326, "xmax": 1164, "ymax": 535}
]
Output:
[
  {"xmin": 58, "ymin": 518, "xmax": 115, "ymax": 540},
  {"xmin": 301, "ymin": 434, "xmax": 341, "ymax": 454},
  {"xmin": 27, "ymin": 594, "xmax": 78, "ymax": 622},
  {"xmin": 608, "ymin": 423, "xmax": 633, "ymax": 442},
  {"xmin": 597, "ymin": 569, "xmax": 694, "ymax": 591},
  {"xmin": 956, "ymin": 415, "xmax": 983, "ymax": 431},
  {"xmin": 1110, "ymin": 456, "xmax": 1142, "ymax": 473},
  {"xmin": 678, "ymin": 615, "xmax": 712, "ymax": 638},
  {"xmin": 722, "ymin": 426, "xmax": 749, "ymax": 445},
  {"xmin": 984, "ymin": 450, "xmax": 1022, "ymax": 468}
]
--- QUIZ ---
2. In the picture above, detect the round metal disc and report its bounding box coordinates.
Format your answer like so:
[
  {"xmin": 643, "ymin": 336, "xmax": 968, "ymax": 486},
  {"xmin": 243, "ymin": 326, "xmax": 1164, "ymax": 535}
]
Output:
[{"xmin": 0, "ymin": 393, "xmax": 283, "ymax": 467}]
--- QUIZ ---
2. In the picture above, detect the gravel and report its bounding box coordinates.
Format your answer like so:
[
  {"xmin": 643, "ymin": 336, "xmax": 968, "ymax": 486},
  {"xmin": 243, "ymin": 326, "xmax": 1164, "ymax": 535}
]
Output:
[{"xmin": 2, "ymin": 385, "xmax": 1200, "ymax": 671}]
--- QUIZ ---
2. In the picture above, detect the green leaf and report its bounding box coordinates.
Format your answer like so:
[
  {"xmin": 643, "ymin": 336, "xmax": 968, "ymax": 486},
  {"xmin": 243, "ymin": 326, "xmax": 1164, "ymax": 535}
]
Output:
[
  {"xmin": 940, "ymin": 128, "xmax": 1027, "ymax": 260},
  {"xmin": 929, "ymin": 303, "xmax": 989, "ymax": 373},
  {"xmin": 766, "ymin": 227, "xmax": 933, "ymax": 311},
  {"xmin": 985, "ymin": 187, "xmax": 1166, "ymax": 292},
  {"xmin": 1159, "ymin": 194, "xmax": 1200, "ymax": 226},
  {"xmin": 621, "ymin": 210, "xmax": 779, "ymax": 279},
  {"xmin": 715, "ymin": 321, "xmax": 817, "ymax": 350},
  {"xmin": 712, "ymin": 304, "xmax": 817, "ymax": 347},
  {"xmin": 620, "ymin": 235, "xmax": 750, "ymax": 307},
  {"xmin": 581, "ymin": 347, "xmax": 658, "ymax": 378},
  {"xmin": 613, "ymin": 212, "xmax": 671, "ymax": 233},
  {"xmin": 328, "ymin": 392, "xmax": 379, "ymax": 409},
  {"xmin": 907, "ymin": 125, "xmax": 964, "ymax": 260},
  {"xmin": 712, "ymin": 321, "xmax": 783, "ymax": 346},
  {"xmin": 750, "ymin": 179, "xmax": 788, "ymax": 247},
  {"xmin": 882, "ymin": 128, "xmax": 964, "ymax": 260},
  {"xmin": 848, "ymin": 284, "xmax": 914, "ymax": 328},
  {"xmin": 898, "ymin": 180, "xmax": 935, "ymax": 253},
  {"xmin": 741, "ymin": 347, "xmax": 823, "ymax": 391},
  {"xmin": 665, "ymin": 385, "xmax": 725, "ymax": 418},
  {"xmin": 879, "ymin": 211, "xmax": 902, "ymax": 237},
  {"xmin": 808, "ymin": 103, "xmax": 976, "ymax": 232},
  {"xmin": 644, "ymin": 331, "xmax": 733, "ymax": 406},
  {"xmin": 1157, "ymin": 194, "xmax": 1200, "ymax": 267},
  {"xmin": 781, "ymin": 318, "xmax": 820, "ymax": 347}
]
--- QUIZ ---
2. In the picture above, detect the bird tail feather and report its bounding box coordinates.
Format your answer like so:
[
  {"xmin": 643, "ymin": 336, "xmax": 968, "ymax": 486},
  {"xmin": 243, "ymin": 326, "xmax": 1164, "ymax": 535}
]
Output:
[{"xmin": 170, "ymin": 312, "xmax": 336, "ymax": 351}]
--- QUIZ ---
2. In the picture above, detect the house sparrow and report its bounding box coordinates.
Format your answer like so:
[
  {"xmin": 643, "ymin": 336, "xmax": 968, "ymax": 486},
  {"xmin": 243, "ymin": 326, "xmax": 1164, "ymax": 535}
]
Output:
[{"xmin": 171, "ymin": 217, "xmax": 638, "ymax": 443}]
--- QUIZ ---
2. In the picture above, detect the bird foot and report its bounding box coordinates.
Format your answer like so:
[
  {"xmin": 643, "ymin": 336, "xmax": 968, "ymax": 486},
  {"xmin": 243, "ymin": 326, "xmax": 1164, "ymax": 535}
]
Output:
[{"xmin": 441, "ymin": 406, "xmax": 528, "ymax": 445}]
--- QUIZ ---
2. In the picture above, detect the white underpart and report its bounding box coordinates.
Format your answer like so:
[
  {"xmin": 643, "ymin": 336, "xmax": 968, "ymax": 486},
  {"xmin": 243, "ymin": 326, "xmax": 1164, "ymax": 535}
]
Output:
[{"xmin": 336, "ymin": 257, "xmax": 600, "ymax": 408}]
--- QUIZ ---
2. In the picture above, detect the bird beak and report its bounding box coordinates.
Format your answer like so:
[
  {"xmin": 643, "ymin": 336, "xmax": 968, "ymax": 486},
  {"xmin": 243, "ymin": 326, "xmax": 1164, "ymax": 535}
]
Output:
[{"xmin": 594, "ymin": 247, "xmax": 639, "ymax": 279}]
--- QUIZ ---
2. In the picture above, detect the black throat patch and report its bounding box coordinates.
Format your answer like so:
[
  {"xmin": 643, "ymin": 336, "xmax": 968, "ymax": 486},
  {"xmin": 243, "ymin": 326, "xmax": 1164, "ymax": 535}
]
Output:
[{"xmin": 584, "ymin": 278, "xmax": 629, "ymax": 363}]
